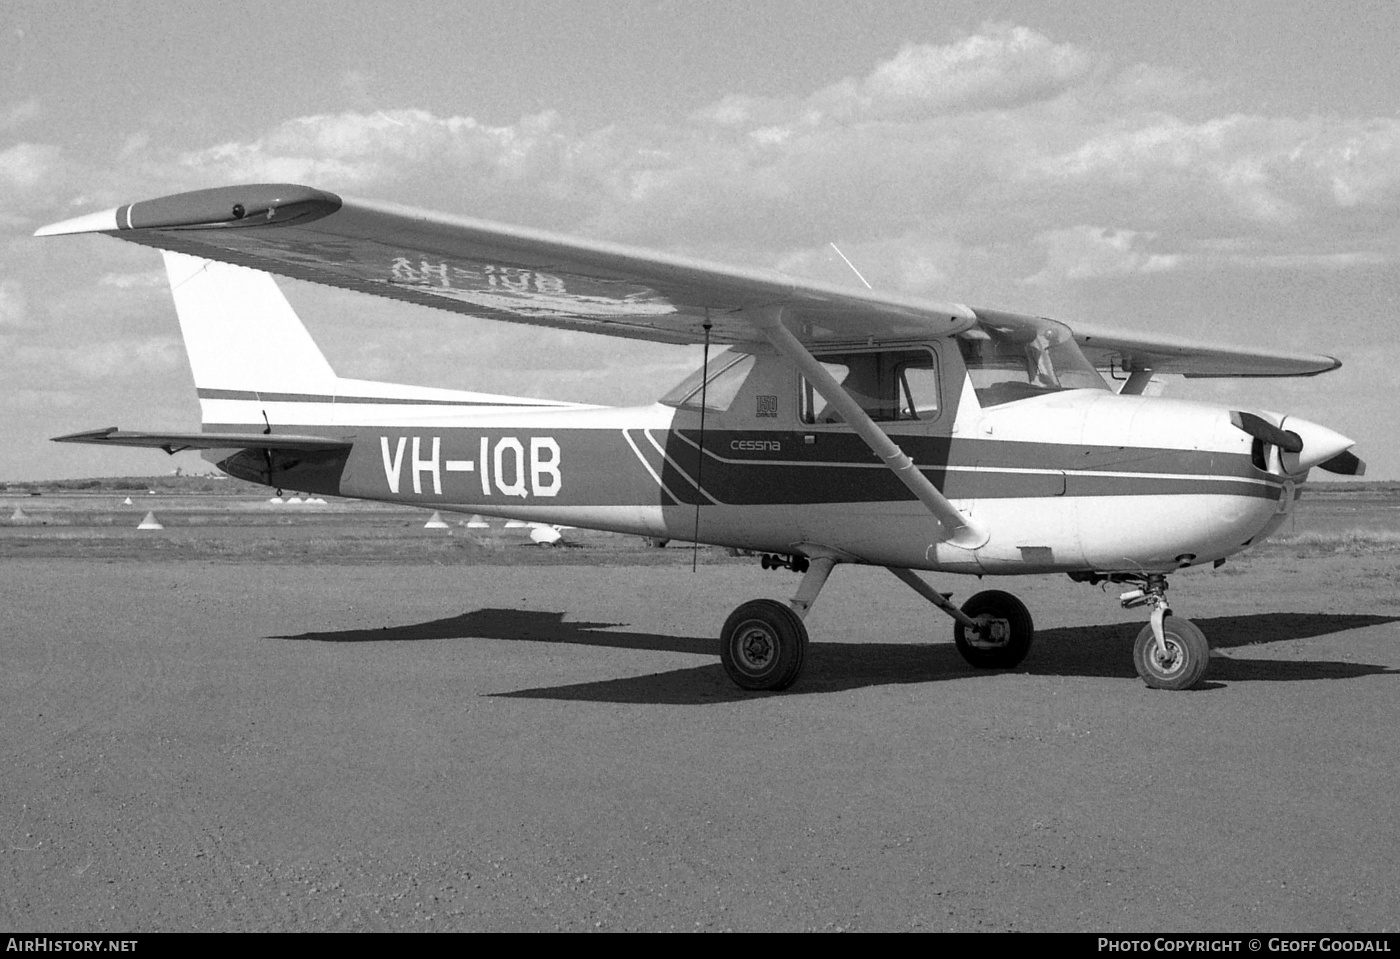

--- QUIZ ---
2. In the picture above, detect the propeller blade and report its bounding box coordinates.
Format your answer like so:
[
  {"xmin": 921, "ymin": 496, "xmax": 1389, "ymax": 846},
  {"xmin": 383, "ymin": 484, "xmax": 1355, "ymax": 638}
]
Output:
[
  {"xmin": 1318, "ymin": 450, "xmax": 1366, "ymax": 476},
  {"xmin": 1229, "ymin": 411, "xmax": 1303, "ymax": 453}
]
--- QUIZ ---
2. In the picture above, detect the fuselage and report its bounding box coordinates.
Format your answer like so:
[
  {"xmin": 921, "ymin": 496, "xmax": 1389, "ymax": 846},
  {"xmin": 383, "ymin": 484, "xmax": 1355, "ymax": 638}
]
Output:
[{"xmin": 202, "ymin": 340, "xmax": 1304, "ymax": 577}]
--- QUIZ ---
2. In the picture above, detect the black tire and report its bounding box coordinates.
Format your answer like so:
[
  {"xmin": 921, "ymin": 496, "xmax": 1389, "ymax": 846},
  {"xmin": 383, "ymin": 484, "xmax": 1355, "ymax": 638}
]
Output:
[
  {"xmin": 1133, "ymin": 616, "xmax": 1210, "ymax": 690},
  {"xmin": 720, "ymin": 599, "xmax": 808, "ymax": 691},
  {"xmin": 953, "ymin": 590, "xmax": 1034, "ymax": 669}
]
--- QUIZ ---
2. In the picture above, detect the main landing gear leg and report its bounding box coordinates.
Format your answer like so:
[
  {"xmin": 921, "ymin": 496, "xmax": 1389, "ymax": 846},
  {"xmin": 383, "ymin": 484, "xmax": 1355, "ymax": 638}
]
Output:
[
  {"xmin": 718, "ymin": 557, "xmax": 835, "ymax": 692},
  {"xmin": 789, "ymin": 556, "xmax": 836, "ymax": 620},
  {"xmin": 1120, "ymin": 575, "xmax": 1210, "ymax": 690},
  {"xmin": 888, "ymin": 567, "xmax": 1035, "ymax": 669}
]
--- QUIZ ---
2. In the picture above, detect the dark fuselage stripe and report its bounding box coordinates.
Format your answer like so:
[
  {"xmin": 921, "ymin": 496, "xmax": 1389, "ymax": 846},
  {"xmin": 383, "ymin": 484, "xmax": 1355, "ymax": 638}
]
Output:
[{"xmin": 208, "ymin": 422, "xmax": 1286, "ymax": 506}]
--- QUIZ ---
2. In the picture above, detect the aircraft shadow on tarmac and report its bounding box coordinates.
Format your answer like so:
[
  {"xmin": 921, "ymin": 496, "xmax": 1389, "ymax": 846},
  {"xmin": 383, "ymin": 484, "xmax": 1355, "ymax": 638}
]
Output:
[
  {"xmin": 272, "ymin": 608, "xmax": 1400, "ymax": 705},
  {"xmin": 272, "ymin": 608, "xmax": 712, "ymax": 656}
]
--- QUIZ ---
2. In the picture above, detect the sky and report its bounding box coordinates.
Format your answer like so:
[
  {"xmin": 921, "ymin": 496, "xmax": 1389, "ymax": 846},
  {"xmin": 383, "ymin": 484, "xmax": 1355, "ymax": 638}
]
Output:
[{"xmin": 3, "ymin": 0, "xmax": 1398, "ymax": 480}]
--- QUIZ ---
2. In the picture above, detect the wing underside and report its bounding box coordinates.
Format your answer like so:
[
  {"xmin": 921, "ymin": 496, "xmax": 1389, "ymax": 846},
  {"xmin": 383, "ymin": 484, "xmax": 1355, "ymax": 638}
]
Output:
[
  {"xmin": 36, "ymin": 183, "xmax": 1340, "ymax": 376},
  {"xmin": 1069, "ymin": 322, "xmax": 1340, "ymax": 378}
]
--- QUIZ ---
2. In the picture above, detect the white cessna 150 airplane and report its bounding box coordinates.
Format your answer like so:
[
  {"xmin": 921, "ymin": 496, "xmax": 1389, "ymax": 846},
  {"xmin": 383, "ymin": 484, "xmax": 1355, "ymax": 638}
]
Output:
[{"xmin": 37, "ymin": 184, "xmax": 1364, "ymax": 692}]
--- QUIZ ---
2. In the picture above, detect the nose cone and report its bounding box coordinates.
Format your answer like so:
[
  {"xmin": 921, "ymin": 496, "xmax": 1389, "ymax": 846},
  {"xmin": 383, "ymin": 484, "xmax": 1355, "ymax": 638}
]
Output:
[{"xmin": 1279, "ymin": 415, "xmax": 1358, "ymax": 475}]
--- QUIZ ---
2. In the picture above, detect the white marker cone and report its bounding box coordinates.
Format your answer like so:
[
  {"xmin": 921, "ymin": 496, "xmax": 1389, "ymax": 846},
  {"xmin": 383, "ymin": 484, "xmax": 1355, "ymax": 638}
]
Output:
[
  {"xmin": 10, "ymin": 507, "xmax": 29, "ymax": 522},
  {"xmin": 466, "ymin": 514, "xmax": 489, "ymax": 528},
  {"xmin": 529, "ymin": 525, "xmax": 563, "ymax": 546},
  {"xmin": 122, "ymin": 497, "xmax": 133, "ymax": 505},
  {"xmin": 137, "ymin": 511, "xmax": 163, "ymax": 530},
  {"xmin": 424, "ymin": 511, "xmax": 450, "ymax": 529}
]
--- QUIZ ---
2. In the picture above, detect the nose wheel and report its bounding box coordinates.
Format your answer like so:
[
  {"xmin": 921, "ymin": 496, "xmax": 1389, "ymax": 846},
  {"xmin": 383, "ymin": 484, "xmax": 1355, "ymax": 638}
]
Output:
[
  {"xmin": 1132, "ymin": 617, "xmax": 1209, "ymax": 690},
  {"xmin": 1121, "ymin": 575, "xmax": 1211, "ymax": 690}
]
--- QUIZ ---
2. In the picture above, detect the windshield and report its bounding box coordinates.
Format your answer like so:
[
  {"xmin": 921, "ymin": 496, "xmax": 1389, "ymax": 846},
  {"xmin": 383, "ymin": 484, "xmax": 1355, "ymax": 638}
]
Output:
[{"xmin": 957, "ymin": 316, "xmax": 1107, "ymax": 407}]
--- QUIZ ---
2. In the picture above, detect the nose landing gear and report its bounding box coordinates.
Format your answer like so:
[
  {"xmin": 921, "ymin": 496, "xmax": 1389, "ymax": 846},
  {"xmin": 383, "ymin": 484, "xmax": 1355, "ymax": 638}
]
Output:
[{"xmin": 1120, "ymin": 574, "xmax": 1210, "ymax": 690}]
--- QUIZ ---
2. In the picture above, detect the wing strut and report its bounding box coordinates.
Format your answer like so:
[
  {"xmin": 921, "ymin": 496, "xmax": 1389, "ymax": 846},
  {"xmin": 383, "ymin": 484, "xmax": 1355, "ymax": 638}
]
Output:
[{"xmin": 753, "ymin": 308, "xmax": 988, "ymax": 550}]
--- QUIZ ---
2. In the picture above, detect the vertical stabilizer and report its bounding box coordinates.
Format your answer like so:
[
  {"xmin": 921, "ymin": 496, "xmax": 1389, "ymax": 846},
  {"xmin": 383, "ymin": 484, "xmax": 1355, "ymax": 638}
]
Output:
[
  {"xmin": 162, "ymin": 251, "xmax": 339, "ymax": 395},
  {"xmin": 161, "ymin": 250, "xmax": 583, "ymax": 434}
]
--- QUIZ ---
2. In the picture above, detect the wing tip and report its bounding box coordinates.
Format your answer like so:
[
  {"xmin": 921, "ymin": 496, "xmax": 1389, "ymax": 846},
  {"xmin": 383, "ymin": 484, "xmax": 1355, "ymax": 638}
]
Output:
[
  {"xmin": 34, "ymin": 184, "xmax": 343, "ymax": 238},
  {"xmin": 51, "ymin": 427, "xmax": 119, "ymax": 444},
  {"xmin": 34, "ymin": 209, "xmax": 122, "ymax": 237}
]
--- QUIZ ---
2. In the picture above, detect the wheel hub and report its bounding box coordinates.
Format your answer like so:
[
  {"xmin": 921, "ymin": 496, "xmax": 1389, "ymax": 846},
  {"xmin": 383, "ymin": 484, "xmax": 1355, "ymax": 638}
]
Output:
[
  {"xmin": 1149, "ymin": 639, "xmax": 1183, "ymax": 674},
  {"xmin": 968, "ymin": 616, "xmax": 1010, "ymax": 649},
  {"xmin": 737, "ymin": 625, "xmax": 776, "ymax": 669}
]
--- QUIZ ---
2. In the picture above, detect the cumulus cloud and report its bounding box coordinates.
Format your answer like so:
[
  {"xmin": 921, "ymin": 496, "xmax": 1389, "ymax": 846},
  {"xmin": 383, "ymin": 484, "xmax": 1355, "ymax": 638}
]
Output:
[
  {"xmin": 1030, "ymin": 113, "xmax": 1400, "ymax": 231},
  {"xmin": 0, "ymin": 142, "xmax": 60, "ymax": 190},
  {"xmin": 1025, "ymin": 226, "xmax": 1180, "ymax": 285},
  {"xmin": 13, "ymin": 22, "xmax": 1400, "ymax": 425},
  {"xmin": 696, "ymin": 24, "xmax": 1094, "ymax": 129},
  {"xmin": 815, "ymin": 25, "xmax": 1094, "ymax": 121},
  {"xmin": 23, "ymin": 22, "xmax": 1391, "ymax": 293}
]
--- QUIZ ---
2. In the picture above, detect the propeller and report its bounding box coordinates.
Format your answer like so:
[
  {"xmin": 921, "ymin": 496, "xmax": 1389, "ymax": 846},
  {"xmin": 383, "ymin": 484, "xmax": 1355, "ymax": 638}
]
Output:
[
  {"xmin": 1229, "ymin": 411, "xmax": 1301, "ymax": 453},
  {"xmin": 1317, "ymin": 449, "xmax": 1366, "ymax": 477},
  {"xmin": 1230, "ymin": 410, "xmax": 1364, "ymax": 476}
]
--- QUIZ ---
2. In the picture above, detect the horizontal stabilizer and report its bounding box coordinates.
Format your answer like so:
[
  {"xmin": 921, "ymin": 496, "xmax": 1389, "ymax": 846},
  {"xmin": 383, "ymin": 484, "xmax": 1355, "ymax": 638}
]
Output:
[{"xmin": 52, "ymin": 427, "xmax": 353, "ymax": 455}]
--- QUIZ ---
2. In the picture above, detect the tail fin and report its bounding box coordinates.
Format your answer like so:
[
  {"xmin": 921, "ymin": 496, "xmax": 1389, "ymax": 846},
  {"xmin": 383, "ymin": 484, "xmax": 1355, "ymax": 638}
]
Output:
[
  {"xmin": 162, "ymin": 251, "xmax": 339, "ymax": 396},
  {"xmin": 162, "ymin": 251, "xmax": 583, "ymax": 433}
]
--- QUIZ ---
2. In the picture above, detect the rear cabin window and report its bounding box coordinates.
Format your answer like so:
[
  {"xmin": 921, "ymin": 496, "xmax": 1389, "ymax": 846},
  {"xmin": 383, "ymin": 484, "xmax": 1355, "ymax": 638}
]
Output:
[
  {"xmin": 800, "ymin": 349, "xmax": 939, "ymax": 424},
  {"xmin": 659, "ymin": 352, "xmax": 756, "ymax": 412}
]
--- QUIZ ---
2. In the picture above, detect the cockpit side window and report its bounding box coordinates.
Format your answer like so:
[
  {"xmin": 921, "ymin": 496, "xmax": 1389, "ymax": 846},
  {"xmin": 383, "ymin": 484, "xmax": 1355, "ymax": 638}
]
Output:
[{"xmin": 800, "ymin": 348, "xmax": 939, "ymax": 424}]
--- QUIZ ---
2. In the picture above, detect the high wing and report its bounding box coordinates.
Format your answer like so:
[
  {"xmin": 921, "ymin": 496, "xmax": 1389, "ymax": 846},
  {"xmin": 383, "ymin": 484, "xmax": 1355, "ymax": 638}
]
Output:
[
  {"xmin": 35, "ymin": 182, "xmax": 1339, "ymax": 376},
  {"xmin": 1067, "ymin": 321, "xmax": 1339, "ymax": 378},
  {"xmin": 34, "ymin": 184, "xmax": 972, "ymax": 346},
  {"xmin": 52, "ymin": 427, "xmax": 353, "ymax": 455}
]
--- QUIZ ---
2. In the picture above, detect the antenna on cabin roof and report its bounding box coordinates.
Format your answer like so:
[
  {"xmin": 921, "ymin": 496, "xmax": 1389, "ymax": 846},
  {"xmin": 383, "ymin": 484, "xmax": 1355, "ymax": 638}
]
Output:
[{"xmin": 829, "ymin": 243, "xmax": 873, "ymax": 290}]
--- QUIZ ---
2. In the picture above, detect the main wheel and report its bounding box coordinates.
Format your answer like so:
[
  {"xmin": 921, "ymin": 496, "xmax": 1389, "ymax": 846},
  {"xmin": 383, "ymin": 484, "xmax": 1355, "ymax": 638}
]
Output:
[
  {"xmin": 953, "ymin": 590, "xmax": 1034, "ymax": 669},
  {"xmin": 720, "ymin": 599, "xmax": 808, "ymax": 691},
  {"xmin": 1133, "ymin": 616, "xmax": 1210, "ymax": 690}
]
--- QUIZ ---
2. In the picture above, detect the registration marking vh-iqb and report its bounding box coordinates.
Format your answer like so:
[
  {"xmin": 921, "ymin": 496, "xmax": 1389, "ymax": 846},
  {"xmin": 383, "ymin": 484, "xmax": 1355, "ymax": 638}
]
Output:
[{"xmin": 380, "ymin": 435, "xmax": 562, "ymax": 498}]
